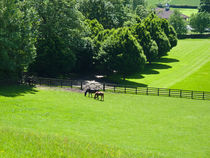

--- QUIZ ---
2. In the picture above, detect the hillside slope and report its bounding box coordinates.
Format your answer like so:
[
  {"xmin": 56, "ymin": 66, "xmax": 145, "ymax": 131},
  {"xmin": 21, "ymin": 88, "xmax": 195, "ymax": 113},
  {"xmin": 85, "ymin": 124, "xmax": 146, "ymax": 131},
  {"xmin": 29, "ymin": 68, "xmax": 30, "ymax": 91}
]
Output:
[
  {"xmin": 122, "ymin": 39, "xmax": 210, "ymax": 91},
  {"xmin": 0, "ymin": 87, "xmax": 209, "ymax": 158}
]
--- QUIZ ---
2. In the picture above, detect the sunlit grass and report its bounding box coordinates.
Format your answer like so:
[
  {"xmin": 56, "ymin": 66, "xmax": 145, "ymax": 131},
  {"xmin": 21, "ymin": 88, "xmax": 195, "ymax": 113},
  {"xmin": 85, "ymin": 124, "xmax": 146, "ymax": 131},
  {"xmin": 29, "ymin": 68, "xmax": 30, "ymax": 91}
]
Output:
[
  {"xmin": 111, "ymin": 39, "xmax": 210, "ymax": 91},
  {"xmin": 171, "ymin": 8, "xmax": 198, "ymax": 17},
  {"xmin": 0, "ymin": 86, "xmax": 209, "ymax": 157},
  {"xmin": 171, "ymin": 61, "xmax": 210, "ymax": 91},
  {"xmin": 147, "ymin": 0, "xmax": 199, "ymax": 7}
]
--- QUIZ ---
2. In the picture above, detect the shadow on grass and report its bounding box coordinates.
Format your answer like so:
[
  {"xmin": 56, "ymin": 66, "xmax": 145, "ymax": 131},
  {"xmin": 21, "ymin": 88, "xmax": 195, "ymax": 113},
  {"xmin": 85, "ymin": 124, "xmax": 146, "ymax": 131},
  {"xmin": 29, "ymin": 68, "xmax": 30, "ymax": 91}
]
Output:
[
  {"xmin": 0, "ymin": 85, "xmax": 38, "ymax": 97},
  {"xmin": 104, "ymin": 75, "xmax": 148, "ymax": 87},
  {"xmin": 155, "ymin": 57, "xmax": 179, "ymax": 63},
  {"xmin": 105, "ymin": 57, "xmax": 179, "ymax": 86}
]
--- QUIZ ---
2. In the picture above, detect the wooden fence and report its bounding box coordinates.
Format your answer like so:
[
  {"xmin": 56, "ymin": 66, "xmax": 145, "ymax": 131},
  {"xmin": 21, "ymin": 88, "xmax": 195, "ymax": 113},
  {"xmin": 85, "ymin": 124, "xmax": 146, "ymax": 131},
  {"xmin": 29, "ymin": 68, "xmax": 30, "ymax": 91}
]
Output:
[{"xmin": 28, "ymin": 77, "xmax": 210, "ymax": 101}]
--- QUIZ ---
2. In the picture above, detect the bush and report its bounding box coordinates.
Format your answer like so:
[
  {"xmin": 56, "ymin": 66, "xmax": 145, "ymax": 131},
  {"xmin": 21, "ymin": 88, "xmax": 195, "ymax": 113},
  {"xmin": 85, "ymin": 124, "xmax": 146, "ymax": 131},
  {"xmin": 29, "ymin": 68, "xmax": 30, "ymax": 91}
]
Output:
[{"xmin": 98, "ymin": 28, "xmax": 146, "ymax": 76}]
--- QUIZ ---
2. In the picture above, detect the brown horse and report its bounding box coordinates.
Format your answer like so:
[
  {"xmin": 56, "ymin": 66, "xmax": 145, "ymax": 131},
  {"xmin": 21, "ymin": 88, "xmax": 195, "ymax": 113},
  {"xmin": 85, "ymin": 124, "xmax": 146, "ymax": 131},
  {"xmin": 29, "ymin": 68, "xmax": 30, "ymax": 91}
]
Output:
[{"xmin": 94, "ymin": 91, "xmax": 104, "ymax": 101}]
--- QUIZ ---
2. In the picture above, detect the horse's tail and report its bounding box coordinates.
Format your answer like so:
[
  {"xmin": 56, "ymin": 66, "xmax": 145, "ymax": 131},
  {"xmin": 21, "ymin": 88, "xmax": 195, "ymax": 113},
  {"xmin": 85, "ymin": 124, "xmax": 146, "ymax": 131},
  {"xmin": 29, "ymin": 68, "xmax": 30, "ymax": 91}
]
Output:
[{"xmin": 84, "ymin": 90, "xmax": 87, "ymax": 96}]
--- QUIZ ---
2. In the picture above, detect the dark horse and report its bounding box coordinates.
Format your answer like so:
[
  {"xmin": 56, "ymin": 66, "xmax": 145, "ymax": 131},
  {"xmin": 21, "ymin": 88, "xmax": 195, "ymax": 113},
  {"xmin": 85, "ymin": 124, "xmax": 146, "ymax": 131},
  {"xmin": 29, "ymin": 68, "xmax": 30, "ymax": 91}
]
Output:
[
  {"xmin": 84, "ymin": 88, "xmax": 99, "ymax": 97},
  {"xmin": 94, "ymin": 91, "xmax": 104, "ymax": 101}
]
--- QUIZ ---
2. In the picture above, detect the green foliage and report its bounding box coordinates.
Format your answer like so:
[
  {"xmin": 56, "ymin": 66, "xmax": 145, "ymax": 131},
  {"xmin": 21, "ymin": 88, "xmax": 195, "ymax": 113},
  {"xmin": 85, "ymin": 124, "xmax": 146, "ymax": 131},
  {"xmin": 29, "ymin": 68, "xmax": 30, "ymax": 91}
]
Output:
[
  {"xmin": 79, "ymin": 0, "xmax": 127, "ymax": 29},
  {"xmin": 132, "ymin": 0, "xmax": 147, "ymax": 10},
  {"xmin": 135, "ymin": 5, "xmax": 148, "ymax": 19},
  {"xmin": 159, "ymin": 19, "xmax": 178, "ymax": 48},
  {"xmin": 131, "ymin": 23, "xmax": 158, "ymax": 63},
  {"xmin": 144, "ymin": 14, "xmax": 171, "ymax": 57},
  {"xmin": 99, "ymin": 28, "xmax": 146, "ymax": 76},
  {"xmin": 190, "ymin": 12, "xmax": 210, "ymax": 33},
  {"xmin": 169, "ymin": 10, "xmax": 187, "ymax": 35},
  {"xmin": 85, "ymin": 19, "xmax": 104, "ymax": 38},
  {"xmin": 0, "ymin": 0, "xmax": 37, "ymax": 79},
  {"xmin": 199, "ymin": 0, "xmax": 210, "ymax": 12},
  {"xmin": 29, "ymin": 0, "xmax": 83, "ymax": 77}
]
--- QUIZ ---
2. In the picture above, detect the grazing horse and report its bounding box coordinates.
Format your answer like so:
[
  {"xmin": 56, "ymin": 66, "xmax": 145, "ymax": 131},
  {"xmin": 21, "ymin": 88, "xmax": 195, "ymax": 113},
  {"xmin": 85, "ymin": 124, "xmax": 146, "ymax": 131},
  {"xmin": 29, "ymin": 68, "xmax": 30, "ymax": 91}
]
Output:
[
  {"xmin": 84, "ymin": 89, "xmax": 98, "ymax": 97},
  {"xmin": 94, "ymin": 91, "xmax": 104, "ymax": 101}
]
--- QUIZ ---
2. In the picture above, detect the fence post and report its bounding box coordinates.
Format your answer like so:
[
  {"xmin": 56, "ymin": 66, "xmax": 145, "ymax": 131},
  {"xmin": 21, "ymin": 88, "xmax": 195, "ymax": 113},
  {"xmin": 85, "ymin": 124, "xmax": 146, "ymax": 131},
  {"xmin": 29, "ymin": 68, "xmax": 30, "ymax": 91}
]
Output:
[
  {"xmin": 103, "ymin": 82, "xmax": 105, "ymax": 91},
  {"xmin": 60, "ymin": 80, "xmax": 63, "ymax": 87},
  {"xmin": 71, "ymin": 81, "xmax": 72, "ymax": 88},
  {"xmin": 191, "ymin": 91, "xmax": 194, "ymax": 99},
  {"xmin": 136, "ymin": 87, "xmax": 138, "ymax": 94},
  {"xmin": 124, "ymin": 86, "xmax": 126, "ymax": 93},
  {"xmin": 203, "ymin": 91, "xmax": 205, "ymax": 100},
  {"xmin": 157, "ymin": 88, "xmax": 159, "ymax": 96},
  {"xmin": 80, "ymin": 81, "xmax": 83, "ymax": 90},
  {"xmin": 180, "ymin": 90, "xmax": 182, "ymax": 98},
  {"xmin": 114, "ymin": 85, "xmax": 115, "ymax": 92},
  {"xmin": 169, "ymin": 89, "xmax": 171, "ymax": 97},
  {"xmin": 146, "ymin": 87, "xmax": 148, "ymax": 95}
]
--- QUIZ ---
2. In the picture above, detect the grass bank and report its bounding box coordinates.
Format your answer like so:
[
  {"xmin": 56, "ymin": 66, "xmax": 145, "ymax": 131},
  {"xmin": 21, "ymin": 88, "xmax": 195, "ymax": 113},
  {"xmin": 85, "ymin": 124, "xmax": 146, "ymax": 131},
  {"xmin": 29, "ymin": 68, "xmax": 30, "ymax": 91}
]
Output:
[
  {"xmin": 0, "ymin": 86, "xmax": 209, "ymax": 157},
  {"xmin": 110, "ymin": 39, "xmax": 210, "ymax": 91}
]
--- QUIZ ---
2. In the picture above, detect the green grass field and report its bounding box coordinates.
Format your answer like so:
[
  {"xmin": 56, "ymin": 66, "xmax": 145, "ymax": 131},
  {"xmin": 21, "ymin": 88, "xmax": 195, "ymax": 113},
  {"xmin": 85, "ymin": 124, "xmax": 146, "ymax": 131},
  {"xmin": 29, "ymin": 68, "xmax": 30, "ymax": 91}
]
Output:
[
  {"xmin": 110, "ymin": 39, "xmax": 210, "ymax": 91},
  {"xmin": 171, "ymin": 8, "xmax": 198, "ymax": 17},
  {"xmin": 147, "ymin": 0, "xmax": 199, "ymax": 6},
  {"xmin": 0, "ymin": 86, "xmax": 210, "ymax": 158},
  {"xmin": 171, "ymin": 61, "xmax": 210, "ymax": 91}
]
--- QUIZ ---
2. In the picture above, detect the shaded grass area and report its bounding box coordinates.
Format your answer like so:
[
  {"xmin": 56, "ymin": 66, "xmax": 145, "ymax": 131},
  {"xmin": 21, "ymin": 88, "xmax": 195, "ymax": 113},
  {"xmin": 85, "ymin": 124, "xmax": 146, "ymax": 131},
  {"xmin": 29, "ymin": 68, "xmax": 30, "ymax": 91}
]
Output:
[
  {"xmin": 109, "ymin": 39, "xmax": 210, "ymax": 91},
  {"xmin": 0, "ymin": 86, "xmax": 210, "ymax": 158},
  {"xmin": 0, "ymin": 85, "xmax": 38, "ymax": 97}
]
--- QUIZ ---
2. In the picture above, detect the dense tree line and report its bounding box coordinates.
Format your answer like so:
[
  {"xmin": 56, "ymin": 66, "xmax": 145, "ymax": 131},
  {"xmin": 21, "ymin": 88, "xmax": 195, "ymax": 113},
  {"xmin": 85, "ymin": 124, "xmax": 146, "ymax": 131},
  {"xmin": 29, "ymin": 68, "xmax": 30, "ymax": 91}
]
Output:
[{"xmin": 0, "ymin": 0, "xmax": 177, "ymax": 80}]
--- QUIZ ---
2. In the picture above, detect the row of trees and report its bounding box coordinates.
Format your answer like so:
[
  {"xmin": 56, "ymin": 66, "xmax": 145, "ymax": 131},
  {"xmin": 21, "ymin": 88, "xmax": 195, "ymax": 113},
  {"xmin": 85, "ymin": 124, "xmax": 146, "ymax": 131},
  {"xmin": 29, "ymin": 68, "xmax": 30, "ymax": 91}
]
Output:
[{"xmin": 0, "ymin": 0, "xmax": 177, "ymax": 80}]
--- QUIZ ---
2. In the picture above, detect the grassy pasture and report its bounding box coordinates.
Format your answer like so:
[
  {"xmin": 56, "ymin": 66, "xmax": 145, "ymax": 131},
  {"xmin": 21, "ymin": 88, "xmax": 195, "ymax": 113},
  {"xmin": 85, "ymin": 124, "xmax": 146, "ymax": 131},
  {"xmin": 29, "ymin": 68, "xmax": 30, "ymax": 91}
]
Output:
[
  {"xmin": 110, "ymin": 39, "xmax": 210, "ymax": 91},
  {"xmin": 0, "ymin": 86, "xmax": 210, "ymax": 158},
  {"xmin": 171, "ymin": 61, "xmax": 210, "ymax": 91},
  {"xmin": 171, "ymin": 8, "xmax": 198, "ymax": 17},
  {"xmin": 147, "ymin": 0, "xmax": 199, "ymax": 6},
  {"xmin": 169, "ymin": 0, "xmax": 199, "ymax": 6}
]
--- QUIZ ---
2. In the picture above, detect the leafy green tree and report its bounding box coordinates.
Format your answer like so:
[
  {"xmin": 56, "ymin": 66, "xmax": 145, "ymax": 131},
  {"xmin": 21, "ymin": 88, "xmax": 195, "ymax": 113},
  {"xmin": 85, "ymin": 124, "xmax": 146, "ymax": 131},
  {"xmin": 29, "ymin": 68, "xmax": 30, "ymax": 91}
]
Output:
[
  {"xmin": 0, "ymin": 0, "xmax": 37, "ymax": 80},
  {"xmin": 79, "ymin": 0, "xmax": 127, "ymax": 29},
  {"xmin": 131, "ymin": 23, "xmax": 158, "ymax": 63},
  {"xmin": 169, "ymin": 10, "xmax": 187, "ymax": 35},
  {"xmin": 190, "ymin": 12, "xmax": 210, "ymax": 33},
  {"xmin": 85, "ymin": 19, "xmax": 104, "ymax": 38},
  {"xmin": 144, "ymin": 14, "xmax": 171, "ymax": 57},
  {"xmin": 159, "ymin": 18, "xmax": 178, "ymax": 48},
  {"xmin": 199, "ymin": 0, "xmax": 210, "ymax": 13},
  {"xmin": 135, "ymin": 5, "xmax": 148, "ymax": 19},
  {"xmin": 132, "ymin": 0, "xmax": 147, "ymax": 10},
  {"xmin": 98, "ymin": 28, "xmax": 146, "ymax": 78},
  {"xmin": 29, "ymin": 0, "xmax": 83, "ymax": 77}
]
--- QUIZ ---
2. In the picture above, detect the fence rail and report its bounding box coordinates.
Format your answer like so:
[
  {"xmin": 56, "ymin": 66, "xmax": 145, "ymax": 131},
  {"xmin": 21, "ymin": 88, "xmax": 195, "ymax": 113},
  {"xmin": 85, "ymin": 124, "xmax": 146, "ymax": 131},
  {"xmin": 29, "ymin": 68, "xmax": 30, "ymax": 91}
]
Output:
[{"xmin": 27, "ymin": 77, "xmax": 210, "ymax": 101}]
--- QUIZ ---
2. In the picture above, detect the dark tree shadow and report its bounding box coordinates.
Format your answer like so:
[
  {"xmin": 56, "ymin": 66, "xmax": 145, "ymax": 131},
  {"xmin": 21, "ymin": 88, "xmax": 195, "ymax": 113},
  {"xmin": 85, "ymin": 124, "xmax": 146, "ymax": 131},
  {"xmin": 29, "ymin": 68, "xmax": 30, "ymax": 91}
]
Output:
[
  {"xmin": 101, "ymin": 57, "xmax": 179, "ymax": 86},
  {"xmin": 155, "ymin": 57, "xmax": 179, "ymax": 63},
  {"xmin": 113, "ymin": 80, "xmax": 148, "ymax": 87},
  {"xmin": 0, "ymin": 85, "xmax": 38, "ymax": 97}
]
